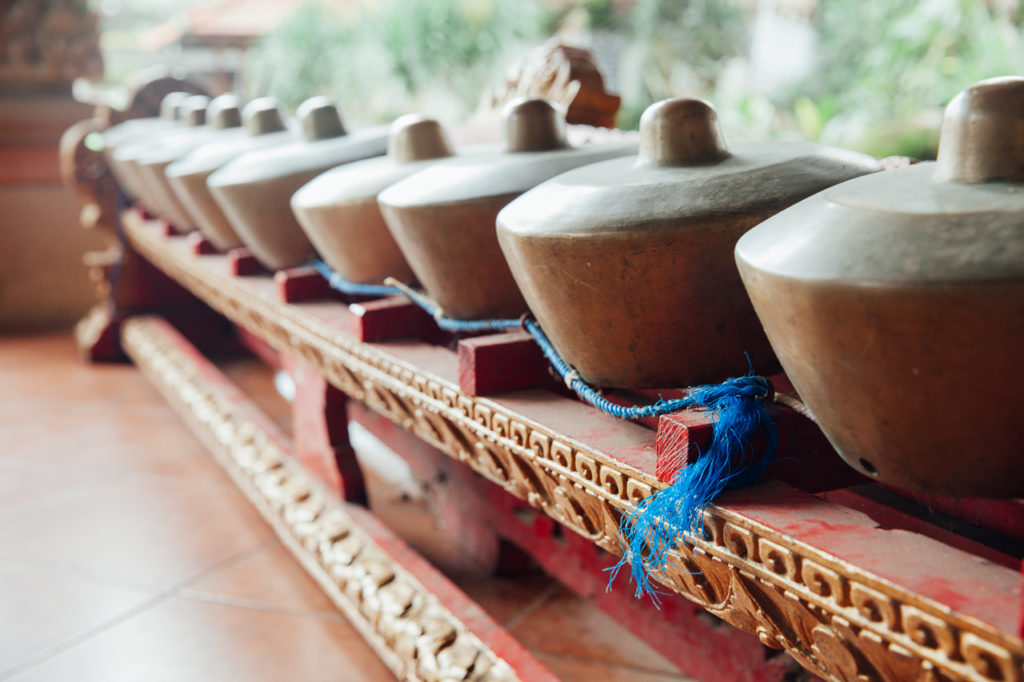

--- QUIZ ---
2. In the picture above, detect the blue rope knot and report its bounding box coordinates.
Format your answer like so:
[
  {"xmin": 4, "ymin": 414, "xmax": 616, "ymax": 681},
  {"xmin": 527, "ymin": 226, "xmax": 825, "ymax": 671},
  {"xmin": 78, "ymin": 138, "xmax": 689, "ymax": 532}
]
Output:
[{"xmin": 315, "ymin": 262, "xmax": 779, "ymax": 602}]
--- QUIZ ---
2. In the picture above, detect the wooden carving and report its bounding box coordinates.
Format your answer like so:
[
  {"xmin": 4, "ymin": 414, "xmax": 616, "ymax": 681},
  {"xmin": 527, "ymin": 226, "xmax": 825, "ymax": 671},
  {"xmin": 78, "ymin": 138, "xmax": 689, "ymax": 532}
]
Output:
[
  {"xmin": 481, "ymin": 41, "xmax": 622, "ymax": 128},
  {"xmin": 59, "ymin": 117, "xmax": 119, "ymax": 233},
  {"xmin": 59, "ymin": 72, "xmax": 207, "ymax": 361},
  {"xmin": 124, "ymin": 214, "xmax": 1024, "ymax": 682},
  {"xmin": 0, "ymin": 0, "xmax": 103, "ymax": 85}
]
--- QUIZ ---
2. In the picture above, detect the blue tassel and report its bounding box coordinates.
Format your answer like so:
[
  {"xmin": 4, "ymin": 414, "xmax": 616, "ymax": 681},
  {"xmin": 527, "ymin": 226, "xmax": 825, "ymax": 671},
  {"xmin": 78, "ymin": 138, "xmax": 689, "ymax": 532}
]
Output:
[{"xmin": 608, "ymin": 378, "xmax": 777, "ymax": 602}]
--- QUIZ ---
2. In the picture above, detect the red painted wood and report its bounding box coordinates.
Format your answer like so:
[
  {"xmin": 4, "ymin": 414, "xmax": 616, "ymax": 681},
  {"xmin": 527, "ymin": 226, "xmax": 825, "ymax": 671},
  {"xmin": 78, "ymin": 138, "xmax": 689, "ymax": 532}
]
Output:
[
  {"xmin": 135, "ymin": 203, "xmax": 155, "ymax": 221},
  {"xmin": 228, "ymin": 248, "xmax": 266, "ymax": 276},
  {"xmin": 81, "ymin": 224, "xmax": 227, "ymax": 363},
  {"xmin": 820, "ymin": 488, "xmax": 1018, "ymax": 569},
  {"xmin": 77, "ymin": 303, "xmax": 125, "ymax": 363},
  {"xmin": 186, "ymin": 231, "xmax": 218, "ymax": 255},
  {"xmin": 720, "ymin": 480, "xmax": 1020, "ymax": 634},
  {"xmin": 274, "ymin": 265, "xmax": 336, "ymax": 303},
  {"xmin": 654, "ymin": 409, "xmax": 714, "ymax": 478},
  {"xmin": 348, "ymin": 402, "xmax": 801, "ymax": 682},
  {"xmin": 879, "ymin": 487, "xmax": 1024, "ymax": 544},
  {"xmin": 348, "ymin": 296, "xmax": 436, "ymax": 343},
  {"xmin": 457, "ymin": 330, "xmax": 559, "ymax": 395},
  {"xmin": 284, "ymin": 353, "xmax": 366, "ymax": 504},
  {"xmin": 236, "ymin": 327, "xmax": 285, "ymax": 371}
]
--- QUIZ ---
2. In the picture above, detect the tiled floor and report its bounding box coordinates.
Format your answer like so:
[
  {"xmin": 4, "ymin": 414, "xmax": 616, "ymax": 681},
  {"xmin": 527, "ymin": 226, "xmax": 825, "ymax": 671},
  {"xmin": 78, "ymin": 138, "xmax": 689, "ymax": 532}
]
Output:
[{"xmin": 0, "ymin": 333, "xmax": 692, "ymax": 681}]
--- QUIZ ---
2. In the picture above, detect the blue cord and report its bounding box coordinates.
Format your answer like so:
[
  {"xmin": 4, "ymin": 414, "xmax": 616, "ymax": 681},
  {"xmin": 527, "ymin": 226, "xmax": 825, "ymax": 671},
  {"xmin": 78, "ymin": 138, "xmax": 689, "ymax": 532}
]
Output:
[
  {"xmin": 313, "ymin": 260, "xmax": 402, "ymax": 297},
  {"xmin": 315, "ymin": 261, "xmax": 770, "ymax": 413},
  {"xmin": 522, "ymin": 318, "xmax": 771, "ymax": 418},
  {"xmin": 382, "ymin": 277, "xmax": 523, "ymax": 333},
  {"xmin": 314, "ymin": 262, "xmax": 774, "ymax": 418}
]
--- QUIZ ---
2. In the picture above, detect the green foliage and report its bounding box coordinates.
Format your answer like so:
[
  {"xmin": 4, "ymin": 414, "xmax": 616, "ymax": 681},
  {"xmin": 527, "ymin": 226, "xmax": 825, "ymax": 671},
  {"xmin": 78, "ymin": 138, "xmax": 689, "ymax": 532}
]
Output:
[
  {"xmin": 794, "ymin": 0, "xmax": 1024, "ymax": 155},
  {"xmin": 372, "ymin": 0, "xmax": 548, "ymax": 101},
  {"xmin": 245, "ymin": 3, "xmax": 352, "ymax": 110},
  {"xmin": 245, "ymin": 0, "xmax": 1024, "ymax": 156},
  {"xmin": 246, "ymin": 0, "xmax": 548, "ymax": 123},
  {"xmin": 615, "ymin": 0, "xmax": 747, "ymax": 129}
]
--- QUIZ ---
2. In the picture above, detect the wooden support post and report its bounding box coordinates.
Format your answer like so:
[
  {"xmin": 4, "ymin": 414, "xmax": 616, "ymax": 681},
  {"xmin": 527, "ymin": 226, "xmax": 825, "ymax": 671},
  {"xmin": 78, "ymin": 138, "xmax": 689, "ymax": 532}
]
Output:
[
  {"xmin": 284, "ymin": 354, "xmax": 367, "ymax": 504},
  {"xmin": 77, "ymin": 222, "xmax": 224, "ymax": 361}
]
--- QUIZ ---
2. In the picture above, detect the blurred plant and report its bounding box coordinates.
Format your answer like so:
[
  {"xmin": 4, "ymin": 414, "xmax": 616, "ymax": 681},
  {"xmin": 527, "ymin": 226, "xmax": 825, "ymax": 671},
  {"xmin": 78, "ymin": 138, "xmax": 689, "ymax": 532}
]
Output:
[
  {"xmin": 794, "ymin": 0, "xmax": 1024, "ymax": 156},
  {"xmin": 245, "ymin": 2, "xmax": 351, "ymax": 110},
  {"xmin": 245, "ymin": 0, "xmax": 1023, "ymax": 156},
  {"xmin": 616, "ymin": 0, "xmax": 746, "ymax": 128},
  {"xmin": 246, "ymin": 0, "xmax": 548, "ymax": 123}
]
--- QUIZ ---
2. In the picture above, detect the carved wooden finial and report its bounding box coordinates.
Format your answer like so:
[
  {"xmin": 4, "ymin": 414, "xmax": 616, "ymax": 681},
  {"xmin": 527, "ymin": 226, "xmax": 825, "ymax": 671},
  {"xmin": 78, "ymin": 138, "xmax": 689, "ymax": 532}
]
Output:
[{"xmin": 481, "ymin": 41, "xmax": 621, "ymax": 129}]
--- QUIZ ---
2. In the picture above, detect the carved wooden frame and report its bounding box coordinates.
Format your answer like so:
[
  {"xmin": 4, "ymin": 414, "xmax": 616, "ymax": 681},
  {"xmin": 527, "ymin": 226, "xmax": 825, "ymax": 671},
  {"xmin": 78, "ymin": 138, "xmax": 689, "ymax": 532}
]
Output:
[
  {"xmin": 122, "ymin": 316, "xmax": 531, "ymax": 682},
  {"xmin": 124, "ymin": 213, "xmax": 1024, "ymax": 682}
]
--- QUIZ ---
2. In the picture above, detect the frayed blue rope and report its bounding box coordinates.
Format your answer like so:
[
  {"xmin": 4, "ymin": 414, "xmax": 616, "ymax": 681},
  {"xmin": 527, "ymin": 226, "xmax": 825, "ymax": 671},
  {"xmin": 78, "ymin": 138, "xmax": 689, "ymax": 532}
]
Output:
[
  {"xmin": 317, "ymin": 264, "xmax": 779, "ymax": 600},
  {"xmin": 313, "ymin": 260, "xmax": 402, "ymax": 297},
  {"xmin": 607, "ymin": 383, "xmax": 776, "ymax": 602}
]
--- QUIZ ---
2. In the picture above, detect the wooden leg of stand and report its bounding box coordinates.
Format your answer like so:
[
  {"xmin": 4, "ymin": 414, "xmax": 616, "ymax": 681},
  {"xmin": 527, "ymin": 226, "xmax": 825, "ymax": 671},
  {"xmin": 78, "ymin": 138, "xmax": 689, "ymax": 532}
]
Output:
[
  {"xmin": 286, "ymin": 354, "xmax": 367, "ymax": 504},
  {"xmin": 74, "ymin": 302, "xmax": 124, "ymax": 362},
  {"xmin": 76, "ymin": 246, "xmax": 124, "ymax": 362},
  {"xmin": 76, "ymin": 230, "xmax": 231, "ymax": 363}
]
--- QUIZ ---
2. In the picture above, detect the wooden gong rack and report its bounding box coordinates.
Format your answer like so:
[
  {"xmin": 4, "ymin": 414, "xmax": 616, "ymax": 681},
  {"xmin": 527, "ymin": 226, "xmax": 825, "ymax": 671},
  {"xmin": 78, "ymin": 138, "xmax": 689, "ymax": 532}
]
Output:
[{"xmin": 82, "ymin": 204, "xmax": 1023, "ymax": 682}]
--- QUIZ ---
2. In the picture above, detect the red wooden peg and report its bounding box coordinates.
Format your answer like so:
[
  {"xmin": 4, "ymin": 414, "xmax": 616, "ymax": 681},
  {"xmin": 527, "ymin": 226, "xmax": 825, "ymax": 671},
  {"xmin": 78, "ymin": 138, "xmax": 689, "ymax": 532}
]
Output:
[
  {"xmin": 154, "ymin": 216, "xmax": 174, "ymax": 236},
  {"xmin": 274, "ymin": 265, "xmax": 335, "ymax": 303},
  {"xmin": 228, "ymin": 247, "xmax": 267, "ymax": 276},
  {"xmin": 186, "ymin": 231, "xmax": 218, "ymax": 255},
  {"xmin": 348, "ymin": 296, "xmax": 435, "ymax": 343},
  {"xmin": 654, "ymin": 397, "xmax": 867, "ymax": 494},
  {"xmin": 457, "ymin": 330, "xmax": 558, "ymax": 395}
]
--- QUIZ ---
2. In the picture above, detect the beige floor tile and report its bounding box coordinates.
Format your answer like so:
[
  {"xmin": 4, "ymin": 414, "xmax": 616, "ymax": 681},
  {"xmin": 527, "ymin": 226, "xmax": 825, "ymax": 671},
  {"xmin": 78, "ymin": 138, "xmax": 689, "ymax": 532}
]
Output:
[
  {"xmin": 6, "ymin": 596, "xmax": 396, "ymax": 682},
  {"xmin": 0, "ymin": 335, "xmax": 166, "ymax": 407},
  {"xmin": 510, "ymin": 586, "xmax": 681, "ymax": 674},
  {"xmin": 181, "ymin": 541, "xmax": 339, "ymax": 617},
  {"xmin": 536, "ymin": 652, "xmax": 695, "ymax": 682},
  {"xmin": 0, "ymin": 459, "xmax": 111, "ymax": 523},
  {"xmin": 0, "ymin": 474, "xmax": 273, "ymax": 588},
  {"xmin": 0, "ymin": 402, "xmax": 206, "ymax": 474},
  {"xmin": 0, "ymin": 563, "xmax": 156, "ymax": 674}
]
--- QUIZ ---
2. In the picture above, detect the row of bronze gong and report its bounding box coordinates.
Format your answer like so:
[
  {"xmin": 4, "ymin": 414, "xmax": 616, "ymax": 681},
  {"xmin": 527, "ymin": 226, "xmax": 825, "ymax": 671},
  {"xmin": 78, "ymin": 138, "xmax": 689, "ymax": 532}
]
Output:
[{"xmin": 104, "ymin": 76, "xmax": 1023, "ymax": 499}]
